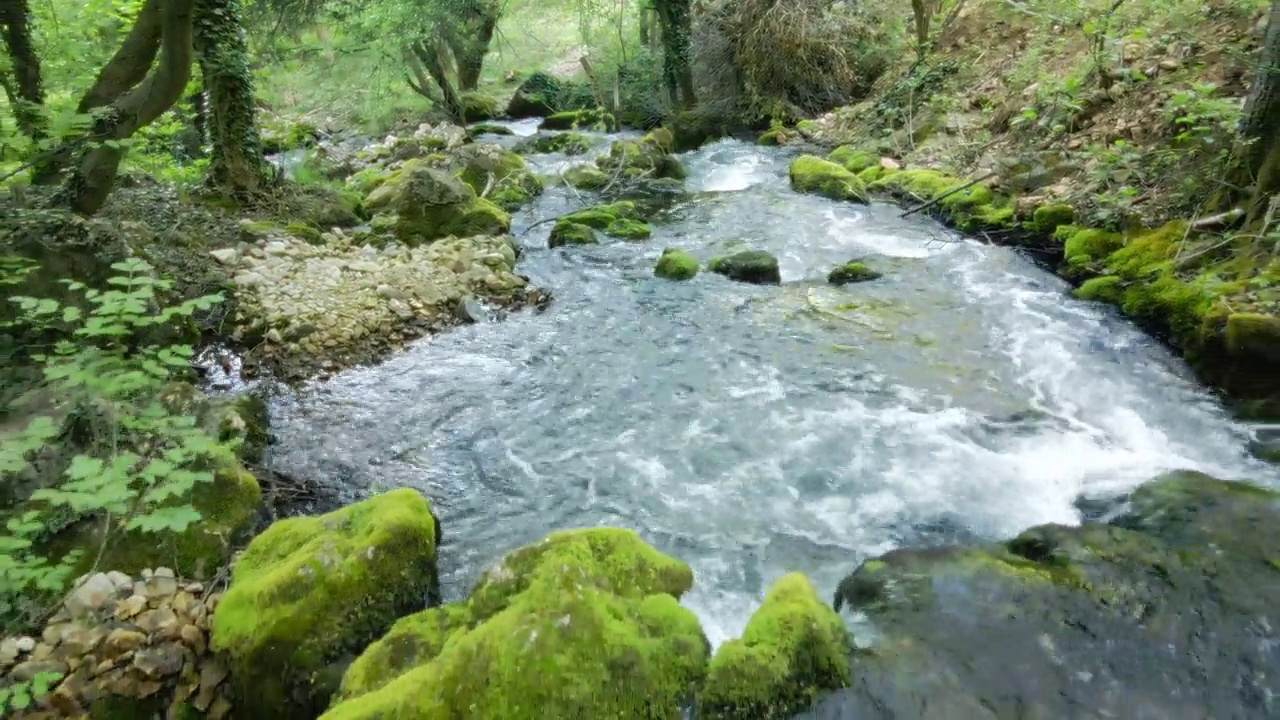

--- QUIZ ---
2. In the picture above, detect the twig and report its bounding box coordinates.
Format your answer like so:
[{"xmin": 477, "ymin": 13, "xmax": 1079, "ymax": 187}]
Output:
[
  {"xmin": 1190, "ymin": 208, "xmax": 1244, "ymax": 229},
  {"xmin": 900, "ymin": 171, "xmax": 997, "ymax": 217}
]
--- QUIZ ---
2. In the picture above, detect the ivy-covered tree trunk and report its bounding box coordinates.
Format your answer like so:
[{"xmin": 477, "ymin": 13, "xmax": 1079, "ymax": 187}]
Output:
[
  {"xmin": 194, "ymin": 0, "xmax": 272, "ymax": 197},
  {"xmin": 451, "ymin": 3, "xmax": 498, "ymax": 92},
  {"xmin": 407, "ymin": 39, "xmax": 464, "ymax": 123},
  {"xmin": 653, "ymin": 0, "xmax": 696, "ymax": 108},
  {"xmin": 1242, "ymin": 0, "xmax": 1279, "ymax": 227},
  {"xmin": 59, "ymin": 0, "xmax": 195, "ymax": 215},
  {"xmin": 0, "ymin": 0, "xmax": 46, "ymax": 143}
]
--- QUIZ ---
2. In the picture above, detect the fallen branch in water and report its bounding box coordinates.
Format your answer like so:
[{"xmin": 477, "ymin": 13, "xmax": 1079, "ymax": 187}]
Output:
[{"xmin": 900, "ymin": 171, "xmax": 997, "ymax": 218}]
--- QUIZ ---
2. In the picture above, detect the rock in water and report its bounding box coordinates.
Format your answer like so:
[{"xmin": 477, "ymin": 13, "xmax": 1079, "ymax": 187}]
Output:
[
  {"xmin": 821, "ymin": 471, "xmax": 1280, "ymax": 719},
  {"xmin": 514, "ymin": 132, "xmax": 592, "ymax": 156},
  {"xmin": 788, "ymin": 155, "xmax": 869, "ymax": 203},
  {"xmin": 210, "ymin": 489, "xmax": 441, "ymax": 719},
  {"xmin": 561, "ymin": 164, "xmax": 610, "ymax": 190},
  {"xmin": 654, "ymin": 249, "xmax": 699, "ymax": 280},
  {"xmin": 505, "ymin": 71, "xmax": 563, "ymax": 119},
  {"xmin": 709, "ymin": 251, "xmax": 782, "ymax": 285},
  {"xmin": 363, "ymin": 160, "xmax": 510, "ymax": 244},
  {"xmin": 827, "ymin": 261, "xmax": 882, "ymax": 285},
  {"xmin": 700, "ymin": 574, "xmax": 850, "ymax": 719},
  {"xmin": 322, "ymin": 528, "xmax": 709, "ymax": 720},
  {"xmin": 548, "ymin": 221, "xmax": 599, "ymax": 248},
  {"xmin": 539, "ymin": 108, "xmax": 616, "ymax": 131}
]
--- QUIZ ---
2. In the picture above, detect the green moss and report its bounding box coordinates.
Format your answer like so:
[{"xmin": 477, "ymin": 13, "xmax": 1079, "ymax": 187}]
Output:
[
  {"xmin": 699, "ymin": 573, "xmax": 850, "ymax": 719},
  {"xmin": 644, "ymin": 127, "xmax": 675, "ymax": 153},
  {"xmin": 539, "ymin": 109, "xmax": 617, "ymax": 131},
  {"xmin": 1032, "ymin": 203, "xmax": 1076, "ymax": 234},
  {"xmin": 709, "ymin": 251, "xmax": 782, "ymax": 285},
  {"xmin": 560, "ymin": 201, "xmax": 640, "ymax": 230},
  {"xmin": 596, "ymin": 138, "xmax": 688, "ymax": 181},
  {"xmin": 1059, "ymin": 226, "xmax": 1124, "ymax": 275},
  {"xmin": 828, "ymin": 261, "xmax": 882, "ymax": 285},
  {"xmin": 827, "ymin": 146, "xmax": 879, "ymax": 173},
  {"xmin": 666, "ymin": 111, "xmax": 730, "ymax": 151},
  {"xmin": 655, "ymin": 249, "xmax": 699, "ymax": 280},
  {"xmin": 605, "ymin": 218, "xmax": 652, "ymax": 240},
  {"xmin": 856, "ymin": 165, "xmax": 886, "ymax": 184},
  {"xmin": 757, "ymin": 127, "xmax": 787, "ymax": 146},
  {"xmin": 1224, "ymin": 313, "xmax": 1280, "ymax": 359},
  {"xmin": 323, "ymin": 528, "xmax": 706, "ymax": 720},
  {"xmin": 489, "ymin": 184, "xmax": 533, "ymax": 211},
  {"xmin": 1120, "ymin": 274, "xmax": 1211, "ymax": 343},
  {"xmin": 1074, "ymin": 276, "xmax": 1125, "ymax": 303},
  {"xmin": 469, "ymin": 123, "xmax": 515, "ymax": 136},
  {"xmin": 518, "ymin": 132, "xmax": 592, "ymax": 156},
  {"xmin": 789, "ymin": 155, "xmax": 868, "ymax": 203},
  {"xmin": 562, "ymin": 164, "xmax": 610, "ymax": 190},
  {"xmin": 239, "ymin": 219, "xmax": 279, "ymax": 242},
  {"xmin": 460, "ymin": 92, "xmax": 499, "ymax": 122},
  {"xmin": 548, "ymin": 221, "xmax": 599, "ymax": 248},
  {"xmin": 211, "ymin": 489, "xmax": 440, "ymax": 718},
  {"xmin": 285, "ymin": 221, "xmax": 323, "ymax": 244}
]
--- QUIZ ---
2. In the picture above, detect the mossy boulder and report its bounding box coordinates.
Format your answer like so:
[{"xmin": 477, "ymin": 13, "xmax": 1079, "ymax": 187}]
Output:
[
  {"xmin": 322, "ymin": 528, "xmax": 709, "ymax": 720},
  {"xmin": 666, "ymin": 110, "xmax": 730, "ymax": 152},
  {"xmin": 561, "ymin": 164, "xmax": 610, "ymax": 190},
  {"xmin": 211, "ymin": 489, "xmax": 441, "ymax": 719},
  {"xmin": 596, "ymin": 135, "xmax": 687, "ymax": 182},
  {"xmin": 1223, "ymin": 312, "xmax": 1280, "ymax": 361},
  {"xmin": 460, "ymin": 92, "xmax": 499, "ymax": 122},
  {"xmin": 558, "ymin": 201, "xmax": 641, "ymax": 230},
  {"xmin": 1031, "ymin": 203, "xmax": 1076, "ymax": 234},
  {"xmin": 515, "ymin": 132, "xmax": 592, "ymax": 156},
  {"xmin": 700, "ymin": 573, "xmax": 850, "ymax": 719},
  {"xmin": 826, "ymin": 146, "xmax": 879, "ymax": 173},
  {"xmin": 654, "ymin": 249, "xmax": 699, "ymax": 280},
  {"xmin": 709, "ymin": 251, "xmax": 782, "ymax": 285},
  {"xmin": 756, "ymin": 124, "xmax": 795, "ymax": 146},
  {"xmin": 605, "ymin": 218, "xmax": 652, "ymax": 240},
  {"xmin": 364, "ymin": 160, "xmax": 510, "ymax": 243},
  {"xmin": 548, "ymin": 221, "xmax": 599, "ymax": 248},
  {"xmin": 789, "ymin": 156, "xmax": 868, "ymax": 203},
  {"xmin": 827, "ymin": 261, "xmax": 882, "ymax": 285},
  {"xmin": 539, "ymin": 108, "xmax": 616, "ymax": 131},
  {"xmin": 1056, "ymin": 225, "xmax": 1124, "ymax": 278},
  {"xmin": 261, "ymin": 117, "xmax": 320, "ymax": 154},
  {"xmin": 506, "ymin": 71, "xmax": 564, "ymax": 119},
  {"xmin": 869, "ymin": 168, "xmax": 1014, "ymax": 231},
  {"xmin": 468, "ymin": 123, "xmax": 514, "ymax": 137},
  {"xmin": 450, "ymin": 143, "xmax": 544, "ymax": 211},
  {"xmin": 820, "ymin": 471, "xmax": 1280, "ymax": 718},
  {"xmin": 1073, "ymin": 275, "xmax": 1124, "ymax": 303}
]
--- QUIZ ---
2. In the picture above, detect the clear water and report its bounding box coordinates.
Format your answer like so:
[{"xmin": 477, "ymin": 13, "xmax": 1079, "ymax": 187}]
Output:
[{"xmin": 264, "ymin": 131, "xmax": 1278, "ymax": 647}]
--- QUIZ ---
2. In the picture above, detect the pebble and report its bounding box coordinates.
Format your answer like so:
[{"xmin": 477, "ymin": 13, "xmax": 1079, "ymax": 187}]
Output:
[{"xmin": 65, "ymin": 573, "xmax": 119, "ymax": 619}]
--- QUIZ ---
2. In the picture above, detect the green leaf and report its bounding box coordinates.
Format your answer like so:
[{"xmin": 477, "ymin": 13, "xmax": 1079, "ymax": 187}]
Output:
[{"xmin": 62, "ymin": 306, "xmax": 82, "ymax": 323}]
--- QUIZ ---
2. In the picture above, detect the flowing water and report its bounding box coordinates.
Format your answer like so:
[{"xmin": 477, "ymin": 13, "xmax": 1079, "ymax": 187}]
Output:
[{"xmin": 265, "ymin": 124, "xmax": 1278, "ymax": 647}]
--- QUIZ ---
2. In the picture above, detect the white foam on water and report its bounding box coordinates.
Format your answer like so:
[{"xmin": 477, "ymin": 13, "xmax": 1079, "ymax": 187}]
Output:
[{"xmin": 823, "ymin": 208, "xmax": 935, "ymax": 258}]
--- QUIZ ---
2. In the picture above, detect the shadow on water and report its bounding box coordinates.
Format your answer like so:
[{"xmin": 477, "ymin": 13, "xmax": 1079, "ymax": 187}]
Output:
[{"xmin": 265, "ymin": 128, "xmax": 1279, "ymax": 648}]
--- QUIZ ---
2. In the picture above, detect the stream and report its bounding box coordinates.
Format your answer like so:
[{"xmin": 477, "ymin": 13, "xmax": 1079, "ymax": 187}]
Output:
[{"xmin": 264, "ymin": 121, "xmax": 1278, "ymax": 648}]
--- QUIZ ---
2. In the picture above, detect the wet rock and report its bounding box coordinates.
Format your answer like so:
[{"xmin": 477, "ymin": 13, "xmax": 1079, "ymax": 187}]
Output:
[
  {"xmin": 211, "ymin": 489, "xmax": 441, "ymax": 719},
  {"xmin": 506, "ymin": 71, "xmax": 565, "ymax": 119},
  {"xmin": 654, "ymin": 248, "xmax": 699, "ymax": 281},
  {"xmin": 561, "ymin": 164, "xmax": 610, "ymax": 190},
  {"xmin": 827, "ymin": 261, "xmax": 882, "ymax": 285},
  {"xmin": 449, "ymin": 143, "xmax": 544, "ymax": 211},
  {"xmin": 820, "ymin": 471, "xmax": 1280, "ymax": 719},
  {"xmin": 595, "ymin": 131, "xmax": 686, "ymax": 182},
  {"xmin": 323, "ymin": 529, "xmax": 707, "ymax": 719},
  {"xmin": 66, "ymin": 573, "xmax": 119, "ymax": 619},
  {"xmin": 701, "ymin": 574, "xmax": 849, "ymax": 719},
  {"xmin": 515, "ymin": 132, "xmax": 592, "ymax": 156},
  {"xmin": 709, "ymin": 251, "xmax": 782, "ymax": 285},
  {"xmin": 789, "ymin": 155, "xmax": 868, "ymax": 203},
  {"xmin": 132, "ymin": 643, "xmax": 186, "ymax": 679},
  {"xmin": 826, "ymin": 146, "xmax": 879, "ymax": 173},
  {"xmin": 548, "ymin": 221, "xmax": 598, "ymax": 248},
  {"xmin": 539, "ymin": 108, "xmax": 616, "ymax": 131}
]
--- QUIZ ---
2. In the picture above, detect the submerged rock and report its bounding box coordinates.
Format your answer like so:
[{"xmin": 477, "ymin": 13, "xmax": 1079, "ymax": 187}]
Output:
[
  {"xmin": 323, "ymin": 528, "xmax": 708, "ymax": 720},
  {"xmin": 701, "ymin": 573, "xmax": 850, "ymax": 719},
  {"xmin": 821, "ymin": 471, "xmax": 1280, "ymax": 719},
  {"xmin": 211, "ymin": 489, "xmax": 441, "ymax": 719},
  {"xmin": 788, "ymin": 155, "xmax": 868, "ymax": 203},
  {"xmin": 709, "ymin": 251, "xmax": 782, "ymax": 285},
  {"xmin": 827, "ymin": 261, "xmax": 882, "ymax": 285},
  {"xmin": 548, "ymin": 221, "xmax": 599, "ymax": 248},
  {"xmin": 654, "ymin": 249, "xmax": 699, "ymax": 280}
]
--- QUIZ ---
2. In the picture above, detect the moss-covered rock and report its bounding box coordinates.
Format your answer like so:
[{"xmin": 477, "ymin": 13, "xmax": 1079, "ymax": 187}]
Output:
[
  {"xmin": 826, "ymin": 146, "xmax": 879, "ymax": 173},
  {"xmin": 869, "ymin": 168, "xmax": 1015, "ymax": 231},
  {"xmin": 460, "ymin": 92, "xmax": 499, "ymax": 122},
  {"xmin": 757, "ymin": 124, "xmax": 795, "ymax": 146},
  {"xmin": 468, "ymin": 123, "xmax": 515, "ymax": 136},
  {"xmin": 515, "ymin": 132, "xmax": 592, "ymax": 156},
  {"xmin": 562, "ymin": 164, "xmax": 610, "ymax": 190},
  {"xmin": 261, "ymin": 117, "xmax": 320, "ymax": 155},
  {"xmin": 323, "ymin": 528, "xmax": 708, "ymax": 720},
  {"xmin": 539, "ymin": 108, "xmax": 616, "ymax": 131},
  {"xmin": 558, "ymin": 201, "xmax": 641, "ymax": 230},
  {"xmin": 788, "ymin": 156, "xmax": 868, "ymax": 203},
  {"xmin": 709, "ymin": 251, "xmax": 782, "ymax": 285},
  {"xmin": 1224, "ymin": 312, "xmax": 1280, "ymax": 361},
  {"xmin": 505, "ymin": 71, "xmax": 564, "ymax": 119},
  {"xmin": 700, "ymin": 573, "xmax": 850, "ymax": 719},
  {"xmin": 1073, "ymin": 275, "xmax": 1124, "ymax": 303},
  {"xmin": 596, "ymin": 135, "xmax": 687, "ymax": 182},
  {"xmin": 450, "ymin": 143, "xmax": 544, "ymax": 211},
  {"xmin": 655, "ymin": 248, "xmax": 699, "ymax": 280},
  {"xmin": 827, "ymin": 261, "xmax": 882, "ymax": 285},
  {"xmin": 821, "ymin": 470, "xmax": 1280, "ymax": 718},
  {"xmin": 365, "ymin": 161, "xmax": 511, "ymax": 244},
  {"xmin": 1056, "ymin": 225, "xmax": 1124, "ymax": 277},
  {"xmin": 666, "ymin": 111, "xmax": 730, "ymax": 152},
  {"xmin": 605, "ymin": 218, "xmax": 652, "ymax": 240},
  {"xmin": 211, "ymin": 489, "xmax": 440, "ymax": 719},
  {"xmin": 1031, "ymin": 203, "xmax": 1076, "ymax": 234},
  {"xmin": 548, "ymin": 221, "xmax": 599, "ymax": 248}
]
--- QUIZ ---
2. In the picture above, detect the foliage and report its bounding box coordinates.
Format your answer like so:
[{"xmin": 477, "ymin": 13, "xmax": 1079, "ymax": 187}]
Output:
[{"xmin": 0, "ymin": 257, "xmax": 231, "ymax": 647}]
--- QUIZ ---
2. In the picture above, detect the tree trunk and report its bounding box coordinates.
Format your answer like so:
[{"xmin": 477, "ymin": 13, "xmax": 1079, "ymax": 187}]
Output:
[
  {"xmin": 1241, "ymin": 1, "xmax": 1280, "ymax": 227},
  {"xmin": 452, "ymin": 6, "xmax": 497, "ymax": 92},
  {"xmin": 409, "ymin": 39, "xmax": 464, "ymax": 123},
  {"xmin": 194, "ymin": 0, "xmax": 271, "ymax": 196},
  {"xmin": 911, "ymin": 0, "xmax": 931, "ymax": 55},
  {"xmin": 59, "ymin": 0, "xmax": 195, "ymax": 216},
  {"xmin": 654, "ymin": 0, "xmax": 696, "ymax": 108},
  {"xmin": 1, "ymin": 0, "xmax": 46, "ymax": 142},
  {"xmin": 30, "ymin": 0, "xmax": 162, "ymax": 185}
]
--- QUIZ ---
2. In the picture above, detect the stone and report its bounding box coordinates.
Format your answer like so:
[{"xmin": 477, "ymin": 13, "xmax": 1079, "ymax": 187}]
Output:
[
  {"xmin": 11, "ymin": 658, "xmax": 68, "ymax": 681},
  {"xmin": 136, "ymin": 608, "xmax": 179, "ymax": 635},
  {"xmin": 14, "ymin": 635, "xmax": 34, "ymax": 653},
  {"xmin": 515, "ymin": 132, "xmax": 592, "ymax": 156},
  {"xmin": 66, "ymin": 573, "xmax": 118, "ymax": 619},
  {"xmin": 195, "ymin": 660, "xmax": 230, "ymax": 710},
  {"xmin": 708, "ymin": 251, "xmax": 782, "ymax": 285},
  {"xmin": 102, "ymin": 628, "xmax": 147, "ymax": 657},
  {"xmin": 143, "ymin": 574, "xmax": 179, "ymax": 600},
  {"xmin": 539, "ymin": 108, "xmax": 616, "ymax": 131},
  {"xmin": 789, "ymin": 155, "xmax": 868, "ymax": 203},
  {"xmin": 61, "ymin": 624, "xmax": 106, "ymax": 656},
  {"xmin": 211, "ymin": 489, "xmax": 441, "ymax": 719},
  {"xmin": 0, "ymin": 637, "xmax": 19, "ymax": 664},
  {"xmin": 506, "ymin": 71, "xmax": 567, "ymax": 119},
  {"xmin": 323, "ymin": 529, "xmax": 706, "ymax": 720},
  {"xmin": 827, "ymin": 261, "xmax": 882, "ymax": 285},
  {"xmin": 561, "ymin": 164, "xmax": 610, "ymax": 190},
  {"xmin": 210, "ymin": 248, "xmax": 240, "ymax": 265},
  {"xmin": 133, "ymin": 643, "xmax": 186, "ymax": 678},
  {"xmin": 115, "ymin": 594, "xmax": 148, "ymax": 620},
  {"xmin": 700, "ymin": 574, "xmax": 850, "ymax": 718},
  {"xmin": 654, "ymin": 249, "xmax": 699, "ymax": 281},
  {"xmin": 180, "ymin": 624, "xmax": 206, "ymax": 655},
  {"xmin": 548, "ymin": 221, "xmax": 598, "ymax": 248},
  {"xmin": 31, "ymin": 642, "xmax": 53, "ymax": 661},
  {"xmin": 595, "ymin": 133, "xmax": 687, "ymax": 181}
]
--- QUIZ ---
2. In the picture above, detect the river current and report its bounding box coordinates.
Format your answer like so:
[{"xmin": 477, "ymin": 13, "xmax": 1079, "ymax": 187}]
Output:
[{"xmin": 262, "ymin": 121, "xmax": 1277, "ymax": 648}]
